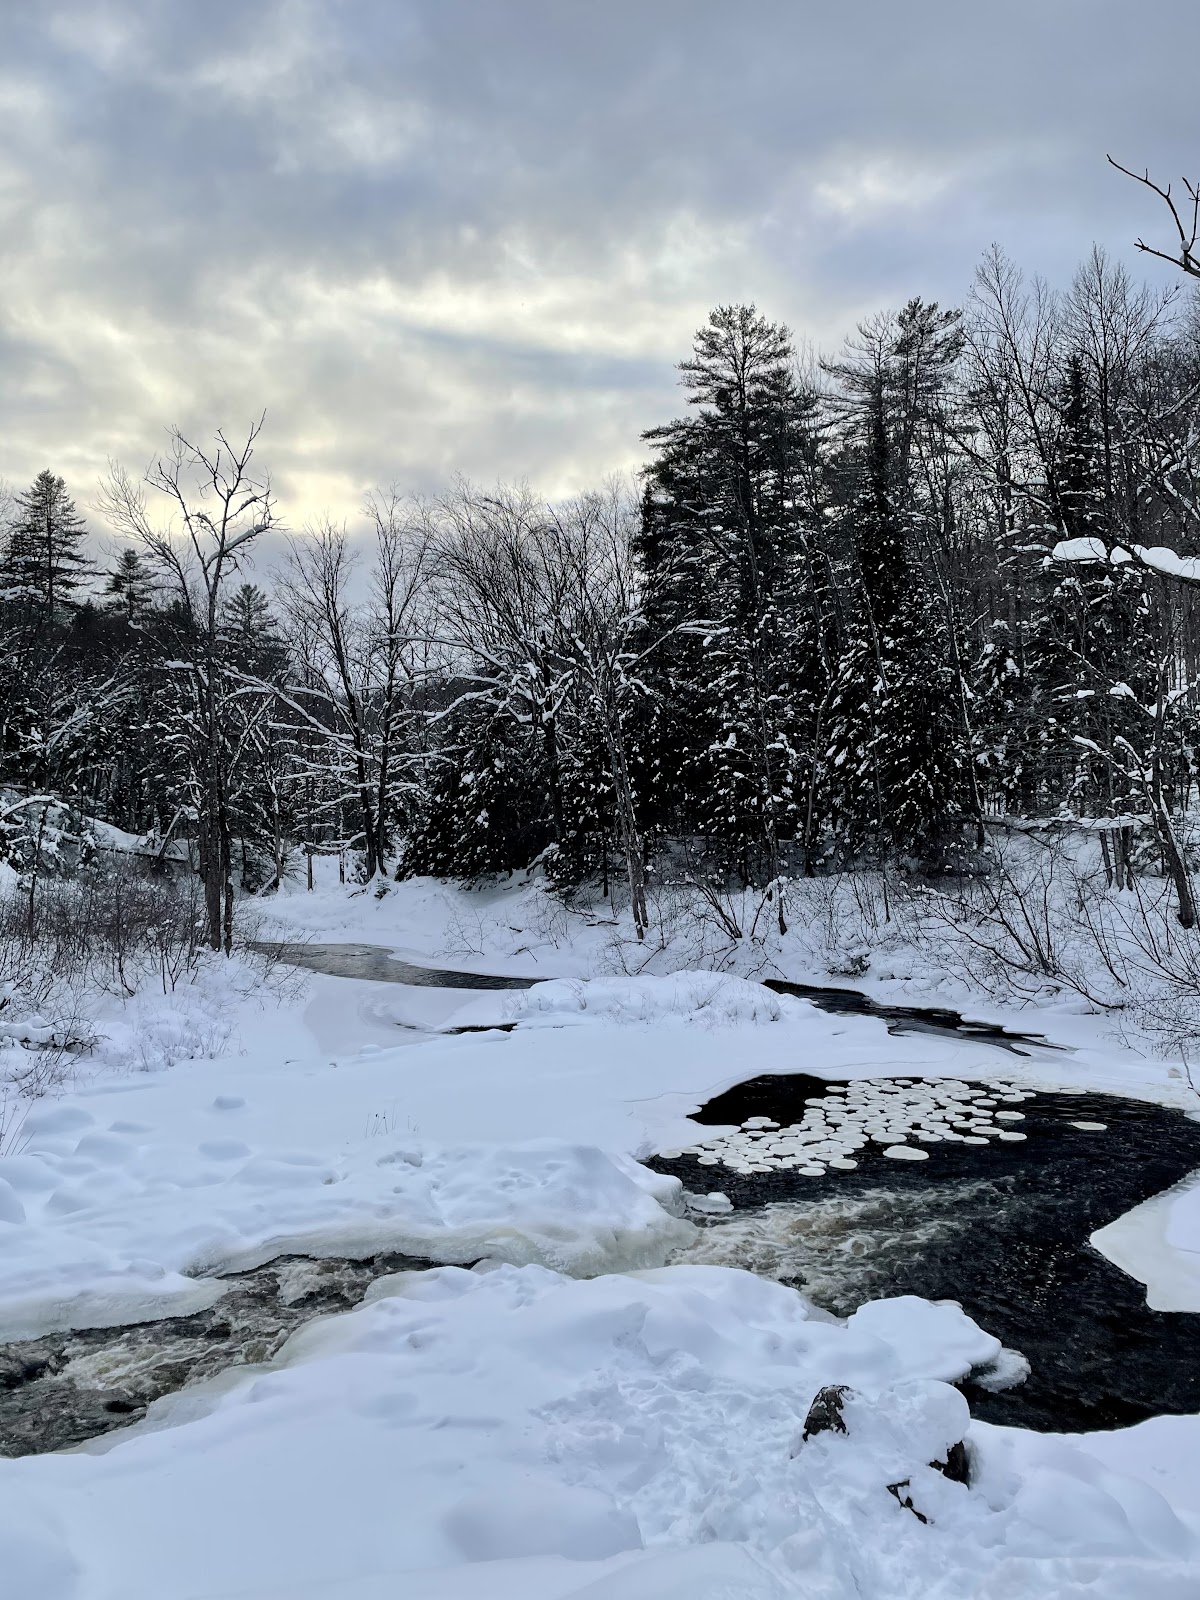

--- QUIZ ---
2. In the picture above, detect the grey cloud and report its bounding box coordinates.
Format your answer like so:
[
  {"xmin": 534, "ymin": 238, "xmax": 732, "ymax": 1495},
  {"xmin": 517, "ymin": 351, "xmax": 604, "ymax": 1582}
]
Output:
[{"xmin": 1, "ymin": 0, "xmax": 1198, "ymax": 529}]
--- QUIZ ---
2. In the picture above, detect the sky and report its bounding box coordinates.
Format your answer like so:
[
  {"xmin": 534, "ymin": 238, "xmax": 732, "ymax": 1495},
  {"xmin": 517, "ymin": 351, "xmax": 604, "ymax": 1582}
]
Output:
[{"xmin": 1, "ymin": 0, "xmax": 1198, "ymax": 538}]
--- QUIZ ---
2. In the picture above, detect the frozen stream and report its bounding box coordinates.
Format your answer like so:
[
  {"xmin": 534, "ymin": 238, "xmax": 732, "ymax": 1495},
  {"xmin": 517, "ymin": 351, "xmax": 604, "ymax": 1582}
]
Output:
[{"xmin": 236, "ymin": 945, "xmax": 1200, "ymax": 1432}]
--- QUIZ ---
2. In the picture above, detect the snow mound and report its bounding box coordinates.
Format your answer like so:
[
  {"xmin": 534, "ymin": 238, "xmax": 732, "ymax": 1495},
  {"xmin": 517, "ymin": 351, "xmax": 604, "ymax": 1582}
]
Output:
[
  {"xmin": 509, "ymin": 972, "xmax": 783, "ymax": 1028},
  {"xmin": 846, "ymin": 1294, "xmax": 1002, "ymax": 1380},
  {"xmin": 0, "ymin": 1134, "xmax": 693, "ymax": 1340},
  {"xmin": 5, "ymin": 1262, "xmax": 1194, "ymax": 1600}
]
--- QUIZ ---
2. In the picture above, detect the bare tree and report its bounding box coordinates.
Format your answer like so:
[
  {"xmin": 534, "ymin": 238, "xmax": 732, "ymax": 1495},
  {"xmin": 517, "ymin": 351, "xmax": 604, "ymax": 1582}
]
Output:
[
  {"xmin": 278, "ymin": 501, "xmax": 432, "ymax": 882},
  {"xmin": 279, "ymin": 522, "xmax": 384, "ymax": 878},
  {"xmin": 99, "ymin": 420, "xmax": 279, "ymax": 951},
  {"xmin": 363, "ymin": 490, "xmax": 435, "ymax": 867},
  {"xmin": 1109, "ymin": 156, "xmax": 1200, "ymax": 280},
  {"xmin": 543, "ymin": 485, "xmax": 654, "ymax": 939},
  {"xmin": 430, "ymin": 482, "xmax": 575, "ymax": 847}
]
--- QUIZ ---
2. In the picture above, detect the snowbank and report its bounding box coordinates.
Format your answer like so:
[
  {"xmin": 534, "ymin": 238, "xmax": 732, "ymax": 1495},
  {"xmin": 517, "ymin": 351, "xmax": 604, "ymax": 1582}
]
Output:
[
  {"xmin": 4, "ymin": 1262, "xmax": 1194, "ymax": 1599},
  {"xmin": 433, "ymin": 970, "xmax": 791, "ymax": 1036},
  {"xmin": 0, "ymin": 1109, "xmax": 691, "ymax": 1339},
  {"xmin": 507, "ymin": 972, "xmax": 784, "ymax": 1029},
  {"xmin": 1093, "ymin": 1171, "xmax": 1200, "ymax": 1312}
]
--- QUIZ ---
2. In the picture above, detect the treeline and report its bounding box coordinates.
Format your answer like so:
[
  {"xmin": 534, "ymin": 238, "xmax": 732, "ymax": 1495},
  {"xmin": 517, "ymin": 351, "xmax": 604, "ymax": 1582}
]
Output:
[{"xmin": 4, "ymin": 244, "xmax": 1200, "ymax": 944}]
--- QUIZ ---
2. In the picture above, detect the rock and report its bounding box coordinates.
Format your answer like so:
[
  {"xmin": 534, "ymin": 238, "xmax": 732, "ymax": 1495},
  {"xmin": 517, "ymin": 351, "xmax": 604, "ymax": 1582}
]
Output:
[
  {"xmin": 886, "ymin": 1438, "xmax": 971, "ymax": 1524},
  {"xmin": 797, "ymin": 1380, "xmax": 972, "ymax": 1516},
  {"xmin": 886, "ymin": 1479, "xmax": 928, "ymax": 1524},
  {"xmin": 933, "ymin": 1438, "xmax": 971, "ymax": 1485},
  {"xmin": 800, "ymin": 1383, "xmax": 852, "ymax": 1442}
]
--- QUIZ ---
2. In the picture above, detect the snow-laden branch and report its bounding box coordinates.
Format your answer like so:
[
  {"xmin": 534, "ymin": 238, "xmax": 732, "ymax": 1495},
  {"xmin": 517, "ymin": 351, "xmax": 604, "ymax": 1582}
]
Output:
[{"xmin": 1052, "ymin": 537, "xmax": 1200, "ymax": 585}]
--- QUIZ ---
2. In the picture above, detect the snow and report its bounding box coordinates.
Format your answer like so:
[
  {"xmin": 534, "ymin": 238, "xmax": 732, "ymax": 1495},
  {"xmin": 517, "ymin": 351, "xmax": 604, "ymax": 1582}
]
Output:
[
  {"xmin": 442, "ymin": 969, "xmax": 787, "ymax": 1033},
  {"xmin": 845, "ymin": 1294, "xmax": 1002, "ymax": 1379},
  {"xmin": 1132, "ymin": 544, "xmax": 1200, "ymax": 583},
  {"xmin": 1092, "ymin": 1171, "xmax": 1200, "ymax": 1312},
  {"xmin": 3, "ymin": 871, "xmax": 1200, "ymax": 1597},
  {"xmin": 88, "ymin": 818, "xmax": 191, "ymax": 862},
  {"xmin": 1052, "ymin": 536, "xmax": 1200, "ymax": 586},
  {"xmin": 7, "ymin": 1262, "xmax": 1197, "ymax": 1599},
  {"xmin": 1053, "ymin": 536, "xmax": 1109, "ymax": 564},
  {"xmin": 0, "ymin": 1107, "xmax": 691, "ymax": 1339},
  {"xmin": 504, "ymin": 970, "xmax": 784, "ymax": 1028}
]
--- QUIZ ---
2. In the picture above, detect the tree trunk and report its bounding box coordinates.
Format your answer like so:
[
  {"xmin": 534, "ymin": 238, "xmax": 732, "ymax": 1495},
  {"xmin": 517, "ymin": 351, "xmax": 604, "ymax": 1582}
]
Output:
[
  {"xmin": 221, "ymin": 807, "xmax": 235, "ymax": 955},
  {"xmin": 599, "ymin": 697, "xmax": 648, "ymax": 941},
  {"xmin": 201, "ymin": 776, "xmax": 224, "ymax": 953},
  {"xmin": 542, "ymin": 707, "xmax": 565, "ymax": 845},
  {"xmin": 1154, "ymin": 802, "xmax": 1197, "ymax": 929}
]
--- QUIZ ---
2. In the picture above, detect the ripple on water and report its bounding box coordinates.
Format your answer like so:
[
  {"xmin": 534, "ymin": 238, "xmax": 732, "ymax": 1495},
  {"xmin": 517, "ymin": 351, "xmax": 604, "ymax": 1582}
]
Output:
[{"xmin": 673, "ymin": 1180, "xmax": 1000, "ymax": 1316}]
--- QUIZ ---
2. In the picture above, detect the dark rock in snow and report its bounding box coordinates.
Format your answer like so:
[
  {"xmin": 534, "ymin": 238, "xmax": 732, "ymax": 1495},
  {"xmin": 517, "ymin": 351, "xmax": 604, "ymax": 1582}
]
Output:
[
  {"xmin": 800, "ymin": 1383, "xmax": 852, "ymax": 1443},
  {"xmin": 934, "ymin": 1438, "xmax": 971, "ymax": 1486}
]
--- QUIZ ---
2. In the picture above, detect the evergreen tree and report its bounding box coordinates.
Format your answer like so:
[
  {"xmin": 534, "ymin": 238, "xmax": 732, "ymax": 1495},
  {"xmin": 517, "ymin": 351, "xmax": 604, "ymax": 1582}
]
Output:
[
  {"xmin": 823, "ymin": 306, "xmax": 971, "ymax": 856},
  {"xmin": 103, "ymin": 548, "xmax": 156, "ymax": 624},
  {"xmin": 638, "ymin": 305, "xmax": 825, "ymax": 900},
  {"xmin": 220, "ymin": 582, "xmax": 289, "ymax": 678},
  {"xmin": 2, "ymin": 470, "xmax": 93, "ymax": 623},
  {"xmin": 403, "ymin": 696, "xmax": 549, "ymax": 878}
]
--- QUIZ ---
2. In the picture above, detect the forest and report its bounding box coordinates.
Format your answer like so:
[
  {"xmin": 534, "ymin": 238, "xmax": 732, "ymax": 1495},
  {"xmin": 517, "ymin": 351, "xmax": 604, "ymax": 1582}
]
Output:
[{"xmin": 4, "ymin": 242, "xmax": 1200, "ymax": 951}]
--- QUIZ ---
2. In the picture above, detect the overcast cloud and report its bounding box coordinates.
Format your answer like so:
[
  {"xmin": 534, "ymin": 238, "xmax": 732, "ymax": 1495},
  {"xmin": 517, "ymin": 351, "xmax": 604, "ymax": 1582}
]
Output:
[{"xmin": 1, "ymin": 0, "xmax": 1197, "ymax": 530}]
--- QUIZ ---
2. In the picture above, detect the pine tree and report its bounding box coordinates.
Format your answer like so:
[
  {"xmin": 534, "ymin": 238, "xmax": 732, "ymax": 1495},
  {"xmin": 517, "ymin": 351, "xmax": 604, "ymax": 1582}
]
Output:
[
  {"xmin": 404, "ymin": 697, "xmax": 548, "ymax": 879},
  {"xmin": 103, "ymin": 548, "xmax": 156, "ymax": 623},
  {"xmin": 823, "ymin": 306, "xmax": 971, "ymax": 857},
  {"xmin": 638, "ymin": 305, "xmax": 825, "ymax": 901},
  {"xmin": 220, "ymin": 583, "xmax": 288, "ymax": 678},
  {"xmin": 2, "ymin": 470, "xmax": 93, "ymax": 623}
]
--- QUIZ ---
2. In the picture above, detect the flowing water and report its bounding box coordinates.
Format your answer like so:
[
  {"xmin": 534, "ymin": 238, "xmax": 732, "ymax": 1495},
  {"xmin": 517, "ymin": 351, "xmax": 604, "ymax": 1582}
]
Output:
[
  {"xmin": 653, "ymin": 1072, "xmax": 1200, "ymax": 1431},
  {"xmin": 0, "ymin": 1250, "xmax": 442, "ymax": 1458},
  {"xmin": 251, "ymin": 941, "xmax": 538, "ymax": 990}
]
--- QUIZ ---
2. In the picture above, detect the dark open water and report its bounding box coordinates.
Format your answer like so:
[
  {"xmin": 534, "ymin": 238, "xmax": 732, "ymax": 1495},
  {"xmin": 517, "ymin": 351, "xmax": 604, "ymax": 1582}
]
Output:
[{"xmin": 652, "ymin": 1073, "xmax": 1200, "ymax": 1432}]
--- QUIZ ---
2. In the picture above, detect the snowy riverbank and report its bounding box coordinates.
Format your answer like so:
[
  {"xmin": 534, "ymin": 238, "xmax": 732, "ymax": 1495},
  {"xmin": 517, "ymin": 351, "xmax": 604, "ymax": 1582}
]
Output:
[{"xmin": 1, "ymin": 873, "xmax": 1199, "ymax": 1596}]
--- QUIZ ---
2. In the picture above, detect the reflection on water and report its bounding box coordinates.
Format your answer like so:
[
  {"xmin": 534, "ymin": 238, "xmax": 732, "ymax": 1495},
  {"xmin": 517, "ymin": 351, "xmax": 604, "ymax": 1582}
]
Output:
[{"xmin": 252, "ymin": 942, "xmax": 537, "ymax": 990}]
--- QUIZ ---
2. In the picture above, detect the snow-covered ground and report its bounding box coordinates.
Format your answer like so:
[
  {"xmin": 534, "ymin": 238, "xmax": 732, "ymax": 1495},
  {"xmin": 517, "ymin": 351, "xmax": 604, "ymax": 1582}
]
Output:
[{"xmin": 2, "ymin": 869, "xmax": 1200, "ymax": 1597}]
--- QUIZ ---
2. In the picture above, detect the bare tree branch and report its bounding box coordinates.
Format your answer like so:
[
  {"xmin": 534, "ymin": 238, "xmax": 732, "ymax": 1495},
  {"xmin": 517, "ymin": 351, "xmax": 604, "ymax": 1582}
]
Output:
[{"xmin": 1108, "ymin": 155, "xmax": 1200, "ymax": 279}]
